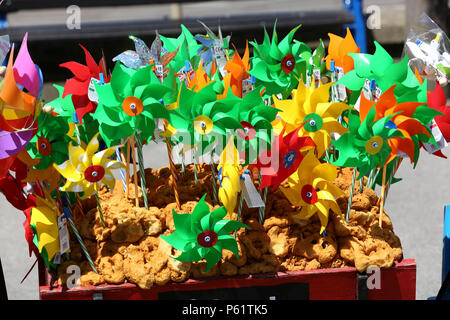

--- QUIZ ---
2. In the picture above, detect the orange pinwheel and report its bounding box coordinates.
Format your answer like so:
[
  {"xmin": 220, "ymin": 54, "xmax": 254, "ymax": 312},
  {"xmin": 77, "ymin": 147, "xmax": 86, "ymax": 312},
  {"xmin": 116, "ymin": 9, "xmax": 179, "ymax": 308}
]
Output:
[
  {"xmin": 325, "ymin": 27, "xmax": 360, "ymax": 74},
  {"xmin": 358, "ymin": 85, "xmax": 432, "ymax": 165},
  {"xmin": 224, "ymin": 42, "xmax": 250, "ymax": 98}
]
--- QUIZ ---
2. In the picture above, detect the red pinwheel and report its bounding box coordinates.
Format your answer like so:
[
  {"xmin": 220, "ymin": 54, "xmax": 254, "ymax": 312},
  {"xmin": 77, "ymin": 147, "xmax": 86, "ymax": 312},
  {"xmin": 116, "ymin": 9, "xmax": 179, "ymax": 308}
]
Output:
[
  {"xmin": 60, "ymin": 45, "xmax": 110, "ymax": 122},
  {"xmin": 252, "ymin": 126, "xmax": 316, "ymax": 191},
  {"xmin": 0, "ymin": 157, "xmax": 30, "ymax": 211},
  {"xmin": 428, "ymin": 82, "xmax": 450, "ymax": 142}
]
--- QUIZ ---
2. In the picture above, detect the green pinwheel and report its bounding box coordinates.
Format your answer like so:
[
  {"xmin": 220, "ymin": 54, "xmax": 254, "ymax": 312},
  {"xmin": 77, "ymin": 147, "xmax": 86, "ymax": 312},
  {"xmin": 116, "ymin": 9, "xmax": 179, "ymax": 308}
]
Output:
[
  {"xmin": 167, "ymin": 83, "xmax": 241, "ymax": 157},
  {"xmin": 159, "ymin": 24, "xmax": 203, "ymax": 74},
  {"xmin": 26, "ymin": 111, "xmax": 73, "ymax": 170},
  {"xmin": 235, "ymin": 87, "xmax": 279, "ymax": 165},
  {"xmin": 338, "ymin": 41, "xmax": 427, "ymax": 105},
  {"xmin": 249, "ymin": 23, "xmax": 310, "ymax": 99},
  {"xmin": 301, "ymin": 38, "xmax": 327, "ymax": 83},
  {"xmin": 93, "ymin": 62, "xmax": 171, "ymax": 146},
  {"xmin": 160, "ymin": 194, "xmax": 249, "ymax": 271},
  {"xmin": 331, "ymin": 107, "xmax": 403, "ymax": 179}
]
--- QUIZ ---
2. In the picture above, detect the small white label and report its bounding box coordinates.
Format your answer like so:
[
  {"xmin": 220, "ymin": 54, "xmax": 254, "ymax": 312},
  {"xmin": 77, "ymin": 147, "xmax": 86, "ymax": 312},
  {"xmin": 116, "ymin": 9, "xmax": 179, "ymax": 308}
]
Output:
[
  {"xmin": 313, "ymin": 69, "xmax": 321, "ymax": 88},
  {"xmin": 155, "ymin": 64, "xmax": 164, "ymax": 77},
  {"xmin": 335, "ymin": 67, "xmax": 347, "ymax": 101},
  {"xmin": 58, "ymin": 215, "xmax": 70, "ymax": 254},
  {"xmin": 239, "ymin": 174, "xmax": 265, "ymax": 208},
  {"xmin": 88, "ymin": 78, "xmax": 101, "ymax": 103},
  {"xmin": 53, "ymin": 252, "xmax": 61, "ymax": 265},
  {"xmin": 153, "ymin": 118, "xmax": 165, "ymax": 143},
  {"xmin": 242, "ymin": 79, "xmax": 254, "ymax": 97},
  {"xmin": 423, "ymin": 119, "xmax": 448, "ymax": 154}
]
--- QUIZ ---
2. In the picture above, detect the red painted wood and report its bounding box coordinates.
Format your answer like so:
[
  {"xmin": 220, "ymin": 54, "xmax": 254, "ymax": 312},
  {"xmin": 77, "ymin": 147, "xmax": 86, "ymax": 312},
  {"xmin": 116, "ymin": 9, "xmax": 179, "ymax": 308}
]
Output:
[{"xmin": 39, "ymin": 259, "xmax": 416, "ymax": 300}]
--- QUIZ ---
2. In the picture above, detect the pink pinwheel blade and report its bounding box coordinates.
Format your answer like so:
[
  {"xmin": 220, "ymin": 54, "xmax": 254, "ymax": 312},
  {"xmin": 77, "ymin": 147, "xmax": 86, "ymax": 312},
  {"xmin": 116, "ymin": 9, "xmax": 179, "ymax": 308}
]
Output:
[
  {"xmin": 0, "ymin": 129, "xmax": 35, "ymax": 159},
  {"xmin": 13, "ymin": 33, "xmax": 40, "ymax": 98}
]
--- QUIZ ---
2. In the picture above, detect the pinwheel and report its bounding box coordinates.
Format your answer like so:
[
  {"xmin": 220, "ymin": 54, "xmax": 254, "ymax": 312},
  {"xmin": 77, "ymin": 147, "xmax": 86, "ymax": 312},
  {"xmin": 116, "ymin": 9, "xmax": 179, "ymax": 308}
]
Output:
[
  {"xmin": 218, "ymin": 139, "xmax": 241, "ymax": 214},
  {"xmin": 338, "ymin": 41, "xmax": 427, "ymax": 105},
  {"xmin": 272, "ymin": 80, "xmax": 349, "ymax": 158},
  {"xmin": 253, "ymin": 126, "xmax": 315, "ymax": 191},
  {"xmin": 29, "ymin": 189, "xmax": 61, "ymax": 269},
  {"xmin": 53, "ymin": 133, "xmax": 125, "ymax": 199},
  {"xmin": 428, "ymin": 82, "xmax": 450, "ymax": 143},
  {"xmin": 113, "ymin": 33, "xmax": 178, "ymax": 79},
  {"xmin": 26, "ymin": 112, "xmax": 73, "ymax": 170},
  {"xmin": 93, "ymin": 62, "xmax": 170, "ymax": 146},
  {"xmin": 235, "ymin": 88, "xmax": 278, "ymax": 165},
  {"xmin": 358, "ymin": 85, "xmax": 437, "ymax": 166},
  {"xmin": 300, "ymin": 38, "xmax": 327, "ymax": 86},
  {"xmin": 325, "ymin": 27, "xmax": 360, "ymax": 74},
  {"xmin": 223, "ymin": 42, "xmax": 251, "ymax": 98},
  {"xmin": 159, "ymin": 24, "xmax": 202, "ymax": 75},
  {"xmin": 160, "ymin": 194, "xmax": 248, "ymax": 271},
  {"xmin": 167, "ymin": 82, "xmax": 241, "ymax": 157},
  {"xmin": 194, "ymin": 21, "xmax": 231, "ymax": 73},
  {"xmin": 249, "ymin": 24, "xmax": 310, "ymax": 99},
  {"xmin": 280, "ymin": 151, "xmax": 344, "ymax": 235},
  {"xmin": 0, "ymin": 41, "xmax": 38, "ymax": 133},
  {"xmin": 331, "ymin": 107, "xmax": 402, "ymax": 179},
  {"xmin": 60, "ymin": 44, "xmax": 109, "ymax": 122}
]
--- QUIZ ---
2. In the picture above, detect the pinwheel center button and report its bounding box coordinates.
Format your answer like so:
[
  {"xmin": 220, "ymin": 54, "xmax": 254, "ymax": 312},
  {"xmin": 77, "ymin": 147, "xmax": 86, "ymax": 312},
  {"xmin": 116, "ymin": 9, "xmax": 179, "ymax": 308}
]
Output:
[
  {"xmin": 303, "ymin": 113, "xmax": 323, "ymax": 132},
  {"xmin": 122, "ymin": 96, "xmax": 144, "ymax": 117},
  {"xmin": 365, "ymin": 136, "xmax": 383, "ymax": 155},
  {"xmin": 197, "ymin": 230, "xmax": 218, "ymax": 248},
  {"xmin": 84, "ymin": 165, "xmax": 105, "ymax": 183},
  {"xmin": 283, "ymin": 150, "xmax": 297, "ymax": 168},
  {"xmin": 37, "ymin": 136, "xmax": 52, "ymax": 156},
  {"xmin": 301, "ymin": 184, "xmax": 318, "ymax": 204},
  {"xmin": 237, "ymin": 121, "xmax": 256, "ymax": 140},
  {"xmin": 194, "ymin": 115, "xmax": 213, "ymax": 134},
  {"xmin": 281, "ymin": 53, "xmax": 295, "ymax": 73}
]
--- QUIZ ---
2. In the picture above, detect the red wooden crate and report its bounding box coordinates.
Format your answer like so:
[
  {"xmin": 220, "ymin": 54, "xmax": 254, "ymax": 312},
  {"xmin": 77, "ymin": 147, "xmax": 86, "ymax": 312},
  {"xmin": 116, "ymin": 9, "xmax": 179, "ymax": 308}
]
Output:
[{"xmin": 39, "ymin": 259, "xmax": 416, "ymax": 300}]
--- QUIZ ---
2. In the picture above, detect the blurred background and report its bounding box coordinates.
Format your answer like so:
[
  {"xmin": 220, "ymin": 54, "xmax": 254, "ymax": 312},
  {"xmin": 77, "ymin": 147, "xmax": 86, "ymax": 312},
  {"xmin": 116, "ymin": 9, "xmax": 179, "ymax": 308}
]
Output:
[{"xmin": 0, "ymin": 0, "xmax": 449, "ymax": 300}]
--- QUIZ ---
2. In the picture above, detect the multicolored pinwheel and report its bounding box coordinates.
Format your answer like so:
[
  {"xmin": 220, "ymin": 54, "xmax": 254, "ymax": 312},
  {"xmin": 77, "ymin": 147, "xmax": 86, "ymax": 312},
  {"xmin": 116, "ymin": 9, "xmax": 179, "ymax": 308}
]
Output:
[
  {"xmin": 331, "ymin": 107, "xmax": 402, "ymax": 178},
  {"xmin": 358, "ymin": 85, "xmax": 437, "ymax": 165},
  {"xmin": 54, "ymin": 133, "xmax": 125, "ymax": 198},
  {"xmin": 253, "ymin": 126, "xmax": 315, "ymax": 191},
  {"xmin": 272, "ymin": 80, "xmax": 349, "ymax": 158},
  {"xmin": 160, "ymin": 194, "xmax": 248, "ymax": 271},
  {"xmin": 249, "ymin": 24, "xmax": 310, "ymax": 98},
  {"xmin": 280, "ymin": 151, "xmax": 344, "ymax": 234},
  {"xmin": 26, "ymin": 112, "xmax": 73, "ymax": 170},
  {"xmin": 93, "ymin": 62, "xmax": 170, "ymax": 146}
]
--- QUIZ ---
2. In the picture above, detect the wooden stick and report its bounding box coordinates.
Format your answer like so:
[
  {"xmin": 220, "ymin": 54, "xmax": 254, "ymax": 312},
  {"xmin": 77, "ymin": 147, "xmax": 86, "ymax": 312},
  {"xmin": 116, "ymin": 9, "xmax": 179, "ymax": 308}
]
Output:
[
  {"xmin": 379, "ymin": 164, "xmax": 387, "ymax": 228},
  {"xmin": 126, "ymin": 138, "xmax": 131, "ymax": 198},
  {"xmin": 131, "ymin": 136, "xmax": 139, "ymax": 207}
]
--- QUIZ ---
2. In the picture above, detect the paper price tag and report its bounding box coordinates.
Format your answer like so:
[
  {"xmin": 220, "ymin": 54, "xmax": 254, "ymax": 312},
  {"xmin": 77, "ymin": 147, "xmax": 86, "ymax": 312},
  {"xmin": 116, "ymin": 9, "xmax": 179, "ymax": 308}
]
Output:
[
  {"xmin": 239, "ymin": 174, "xmax": 265, "ymax": 208},
  {"xmin": 0, "ymin": 35, "xmax": 10, "ymax": 64},
  {"xmin": 88, "ymin": 78, "xmax": 101, "ymax": 103},
  {"xmin": 58, "ymin": 215, "xmax": 70, "ymax": 254},
  {"xmin": 313, "ymin": 69, "xmax": 321, "ymax": 88},
  {"xmin": 155, "ymin": 64, "xmax": 164, "ymax": 78},
  {"xmin": 423, "ymin": 120, "xmax": 448, "ymax": 154},
  {"xmin": 242, "ymin": 79, "xmax": 254, "ymax": 97},
  {"xmin": 153, "ymin": 118, "xmax": 165, "ymax": 143},
  {"xmin": 53, "ymin": 252, "xmax": 61, "ymax": 265}
]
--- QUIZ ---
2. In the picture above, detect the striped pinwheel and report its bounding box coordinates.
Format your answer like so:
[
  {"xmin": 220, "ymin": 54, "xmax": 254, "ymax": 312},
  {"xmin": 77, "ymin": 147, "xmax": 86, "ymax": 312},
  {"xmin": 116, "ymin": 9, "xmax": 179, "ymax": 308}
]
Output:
[
  {"xmin": 160, "ymin": 194, "xmax": 248, "ymax": 271},
  {"xmin": 235, "ymin": 88, "xmax": 279, "ymax": 165},
  {"xmin": 272, "ymin": 80, "xmax": 349, "ymax": 158},
  {"xmin": 26, "ymin": 111, "xmax": 73, "ymax": 170},
  {"xmin": 338, "ymin": 41, "xmax": 427, "ymax": 105},
  {"xmin": 53, "ymin": 133, "xmax": 125, "ymax": 198},
  {"xmin": 93, "ymin": 62, "xmax": 170, "ymax": 146},
  {"xmin": 331, "ymin": 107, "xmax": 403, "ymax": 179},
  {"xmin": 167, "ymin": 82, "xmax": 241, "ymax": 157},
  {"xmin": 358, "ymin": 85, "xmax": 439, "ymax": 166},
  {"xmin": 280, "ymin": 151, "xmax": 344, "ymax": 235},
  {"xmin": 249, "ymin": 24, "xmax": 310, "ymax": 99}
]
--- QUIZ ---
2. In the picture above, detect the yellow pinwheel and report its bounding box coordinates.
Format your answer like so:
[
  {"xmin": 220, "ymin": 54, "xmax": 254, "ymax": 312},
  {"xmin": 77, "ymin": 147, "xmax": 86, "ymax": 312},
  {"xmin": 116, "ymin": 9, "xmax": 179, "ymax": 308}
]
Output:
[
  {"xmin": 54, "ymin": 133, "xmax": 125, "ymax": 198},
  {"xmin": 272, "ymin": 80, "xmax": 349, "ymax": 158},
  {"xmin": 280, "ymin": 151, "xmax": 344, "ymax": 234},
  {"xmin": 218, "ymin": 139, "xmax": 241, "ymax": 214},
  {"xmin": 30, "ymin": 190, "xmax": 61, "ymax": 264}
]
